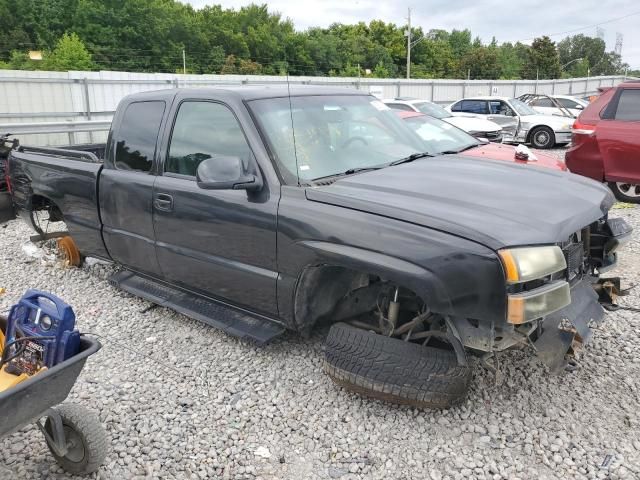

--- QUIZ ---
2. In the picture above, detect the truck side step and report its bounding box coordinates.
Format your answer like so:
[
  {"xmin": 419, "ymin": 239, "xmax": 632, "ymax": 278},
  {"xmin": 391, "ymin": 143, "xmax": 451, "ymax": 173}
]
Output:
[{"xmin": 109, "ymin": 270, "xmax": 286, "ymax": 345}]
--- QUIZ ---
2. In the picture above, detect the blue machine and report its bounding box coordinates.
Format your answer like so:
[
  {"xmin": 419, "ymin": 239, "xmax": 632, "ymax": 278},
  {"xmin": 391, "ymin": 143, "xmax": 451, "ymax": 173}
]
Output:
[{"xmin": 4, "ymin": 290, "xmax": 80, "ymax": 375}]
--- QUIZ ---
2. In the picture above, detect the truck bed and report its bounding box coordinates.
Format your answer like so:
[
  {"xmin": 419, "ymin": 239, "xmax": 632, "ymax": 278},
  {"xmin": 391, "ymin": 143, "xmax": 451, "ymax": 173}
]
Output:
[{"xmin": 8, "ymin": 143, "xmax": 109, "ymax": 258}]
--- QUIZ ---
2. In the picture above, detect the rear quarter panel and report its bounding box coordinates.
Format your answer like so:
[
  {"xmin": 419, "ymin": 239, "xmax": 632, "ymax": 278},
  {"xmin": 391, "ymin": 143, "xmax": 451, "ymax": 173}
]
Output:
[{"xmin": 9, "ymin": 150, "xmax": 108, "ymax": 258}]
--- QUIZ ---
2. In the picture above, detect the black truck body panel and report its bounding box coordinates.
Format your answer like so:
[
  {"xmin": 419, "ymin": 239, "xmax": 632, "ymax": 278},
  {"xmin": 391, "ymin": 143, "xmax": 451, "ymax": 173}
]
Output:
[
  {"xmin": 9, "ymin": 148, "xmax": 108, "ymax": 258},
  {"xmin": 306, "ymin": 156, "xmax": 613, "ymax": 250},
  {"xmin": 3, "ymin": 86, "xmax": 622, "ymax": 345}
]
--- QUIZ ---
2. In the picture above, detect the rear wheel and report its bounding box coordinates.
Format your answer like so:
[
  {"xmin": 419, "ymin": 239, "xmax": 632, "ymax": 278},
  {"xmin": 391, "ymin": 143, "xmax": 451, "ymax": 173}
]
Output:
[
  {"xmin": 324, "ymin": 322, "xmax": 472, "ymax": 409},
  {"xmin": 608, "ymin": 182, "xmax": 640, "ymax": 203},
  {"xmin": 529, "ymin": 126, "xmax": 556, "ymax": 149}
]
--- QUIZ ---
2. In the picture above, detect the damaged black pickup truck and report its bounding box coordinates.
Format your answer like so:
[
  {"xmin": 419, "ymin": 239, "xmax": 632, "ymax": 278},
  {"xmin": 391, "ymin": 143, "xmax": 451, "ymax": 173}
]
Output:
[{"xmin": 2, "ymin": 86, "xmax": 632, "ymax": 408}]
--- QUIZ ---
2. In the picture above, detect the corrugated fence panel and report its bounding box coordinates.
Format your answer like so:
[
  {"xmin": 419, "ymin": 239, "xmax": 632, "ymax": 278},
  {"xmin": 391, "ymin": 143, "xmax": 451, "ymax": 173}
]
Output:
[{"xmin": 0, "ymin": 70, "xmax": 633, "ymax": 146}]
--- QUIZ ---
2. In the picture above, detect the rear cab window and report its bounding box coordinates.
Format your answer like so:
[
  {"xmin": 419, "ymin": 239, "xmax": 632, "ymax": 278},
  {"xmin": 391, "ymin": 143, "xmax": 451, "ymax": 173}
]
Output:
[{"xmin": 113, "ymin": 101, "xmax": 166, "ymax": 172}]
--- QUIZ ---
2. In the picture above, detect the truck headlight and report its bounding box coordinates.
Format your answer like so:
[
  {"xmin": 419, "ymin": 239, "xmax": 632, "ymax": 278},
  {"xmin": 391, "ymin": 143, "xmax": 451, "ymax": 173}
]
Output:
[
  {"xmin": 507, "ymin": 281, "xmax": 570, "ymax": 324},
  {"xmin": 499, "ymin": 246, "xmax": 566, "ymax": 284}
]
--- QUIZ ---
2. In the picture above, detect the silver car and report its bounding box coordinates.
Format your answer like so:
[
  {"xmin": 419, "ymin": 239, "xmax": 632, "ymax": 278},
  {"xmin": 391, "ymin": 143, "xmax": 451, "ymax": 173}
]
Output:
[{"xmin": 447, "ymin": 96, "xmax": 573, "ymax": 149}]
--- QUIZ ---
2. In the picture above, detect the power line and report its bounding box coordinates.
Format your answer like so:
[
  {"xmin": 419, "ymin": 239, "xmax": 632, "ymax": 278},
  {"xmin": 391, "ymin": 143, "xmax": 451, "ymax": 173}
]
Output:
[{"xmin": 511, "ymin": 9, "xmax": 640, "ymax": 43}]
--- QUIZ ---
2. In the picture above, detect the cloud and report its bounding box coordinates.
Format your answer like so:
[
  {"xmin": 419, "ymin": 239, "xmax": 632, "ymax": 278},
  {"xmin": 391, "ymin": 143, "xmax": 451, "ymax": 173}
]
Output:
[{"xmin": 186, "ymin": 0, "xmax": 640, "ymax": 67}]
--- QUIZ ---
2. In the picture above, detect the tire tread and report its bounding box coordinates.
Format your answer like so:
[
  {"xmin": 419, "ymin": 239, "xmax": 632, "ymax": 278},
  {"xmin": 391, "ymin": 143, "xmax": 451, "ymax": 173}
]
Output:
[{"xmin": 324, "ymin": 323, "xmax": 472, "ymax": 409}]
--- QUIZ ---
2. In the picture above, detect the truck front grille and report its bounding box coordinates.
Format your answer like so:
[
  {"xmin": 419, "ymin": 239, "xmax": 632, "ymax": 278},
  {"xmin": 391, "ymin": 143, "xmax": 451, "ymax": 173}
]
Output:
[{"xmin": 563, "ymin": 242, "xmax": 584, "ymax": 281}]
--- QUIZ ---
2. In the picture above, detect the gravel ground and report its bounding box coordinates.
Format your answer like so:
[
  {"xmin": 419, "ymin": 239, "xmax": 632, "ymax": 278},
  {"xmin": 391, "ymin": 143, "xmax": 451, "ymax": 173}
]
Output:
[{"xmin": 1, "ymin": 162, "xmax": 640, "ymax": 479}]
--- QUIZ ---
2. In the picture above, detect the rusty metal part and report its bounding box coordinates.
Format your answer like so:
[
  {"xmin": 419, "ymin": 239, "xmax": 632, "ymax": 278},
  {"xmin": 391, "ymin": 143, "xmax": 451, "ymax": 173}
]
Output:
[
  {"xmin": 593, "ymin": 277, "xmax": 622, "ymax": 310},
  {"xmin": 56, "ymin": 236, "xmax": 81, "ymax": 267}
]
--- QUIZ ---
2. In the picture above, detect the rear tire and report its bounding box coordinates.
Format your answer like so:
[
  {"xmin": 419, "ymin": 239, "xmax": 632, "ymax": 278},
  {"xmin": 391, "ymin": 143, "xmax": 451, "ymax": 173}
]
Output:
[
  {"xmin": 608, "ymin": 182, "xmax": 640, "ymax": 203},
  {"xmin": 324, "ymin": 322, "xmax": 472, "ymax": 409},
  {"xmin": 529, "ymin": 126, "xmax": 556, "ymax": 149}
]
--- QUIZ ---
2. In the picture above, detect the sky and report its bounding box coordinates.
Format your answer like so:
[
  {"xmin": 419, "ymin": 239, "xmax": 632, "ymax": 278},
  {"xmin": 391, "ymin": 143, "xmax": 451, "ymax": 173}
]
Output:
[{"xmin": 185, "ymin": 0, "xmax": 640, "ymax": 69}]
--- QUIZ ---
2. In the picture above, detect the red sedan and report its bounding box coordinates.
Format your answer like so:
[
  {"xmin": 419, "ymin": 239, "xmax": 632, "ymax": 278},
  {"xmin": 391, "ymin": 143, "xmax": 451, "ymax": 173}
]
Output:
[
  {"xmin": 565, "ymin": 81, "xmax": 640, "ymax": 202},
  {"xmin": 398, "ymin": 111, "xmax": 565, "ymax": 171}
]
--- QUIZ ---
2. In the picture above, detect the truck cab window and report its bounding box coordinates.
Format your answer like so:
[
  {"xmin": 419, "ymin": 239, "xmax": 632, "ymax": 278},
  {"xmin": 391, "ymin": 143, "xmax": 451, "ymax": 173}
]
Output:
[
  {"xmin": 167, "ymin": 102, "xmax": 252, "ymax": 177},
  {"xmin": 114, "ymin": 101, "xmax": 165, "ymax": 172}
]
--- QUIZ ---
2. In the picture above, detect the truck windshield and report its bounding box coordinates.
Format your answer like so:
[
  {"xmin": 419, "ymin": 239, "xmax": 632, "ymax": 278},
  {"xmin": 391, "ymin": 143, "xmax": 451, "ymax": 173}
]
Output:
[{"xmin": 249, "ymin": 95, "xmax": 425, "ymax": 184}]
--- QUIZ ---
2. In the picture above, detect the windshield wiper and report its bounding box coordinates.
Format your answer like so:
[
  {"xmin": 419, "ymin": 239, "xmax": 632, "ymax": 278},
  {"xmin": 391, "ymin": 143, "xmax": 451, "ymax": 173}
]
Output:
[
  {"xmin": 311, "ymin": 166, "xmax": 383, "ymax": 183},
  {"xmin": 439, "ymin": 144, "xmax": 480, "ymax": 155},
  {"xmin": 388, "ymin": 152, "xmax": 435, "ymax": 166}
]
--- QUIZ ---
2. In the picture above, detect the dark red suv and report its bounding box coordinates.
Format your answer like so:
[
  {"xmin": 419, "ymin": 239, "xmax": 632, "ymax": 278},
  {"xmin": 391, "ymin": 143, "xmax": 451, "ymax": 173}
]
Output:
[{"xmin": 565, "ymin": 81, "xmax": 640, "ymax": 202}]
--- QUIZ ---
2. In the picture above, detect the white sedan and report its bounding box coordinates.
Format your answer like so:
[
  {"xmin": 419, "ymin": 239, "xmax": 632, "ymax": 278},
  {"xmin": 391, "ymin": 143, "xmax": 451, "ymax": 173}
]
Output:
[
  {"xmin": 383, "ymin": 98, "xmax": 504, "ymax": 143},
  {"xmin": 523, "ymin": 94, "xmax": 589, "ymax": 118},
  {"xmin": 447, "ymin": 96, "xmax": 573, "ymax": 149}
]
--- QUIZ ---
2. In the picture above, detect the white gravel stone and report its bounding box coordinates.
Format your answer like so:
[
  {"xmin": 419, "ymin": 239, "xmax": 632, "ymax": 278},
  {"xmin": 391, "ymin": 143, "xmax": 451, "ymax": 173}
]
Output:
[{"xmin": 1, "ymin": 175, "xmax": 639, "ymax": 479}]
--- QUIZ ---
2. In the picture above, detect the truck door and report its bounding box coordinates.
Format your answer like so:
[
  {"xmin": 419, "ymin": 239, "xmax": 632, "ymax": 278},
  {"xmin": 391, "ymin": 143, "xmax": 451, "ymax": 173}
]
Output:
[
  {"xmin": 99, "ymin": 100, "xmax": 167, "ymax": 277},
  {"xmin": 598, "ymin": 88, "xmax": 640, "ymax": 185},
  {"xmin": 152, "ymin": 96, "xmax": 279, "ymax": 315}
]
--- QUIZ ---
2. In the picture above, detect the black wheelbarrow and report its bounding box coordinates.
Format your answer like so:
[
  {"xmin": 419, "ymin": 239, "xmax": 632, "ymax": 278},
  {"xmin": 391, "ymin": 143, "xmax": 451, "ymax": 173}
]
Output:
[{"xmin": 0, "ymin": 315, "xmax": 108, "ymax": 475}]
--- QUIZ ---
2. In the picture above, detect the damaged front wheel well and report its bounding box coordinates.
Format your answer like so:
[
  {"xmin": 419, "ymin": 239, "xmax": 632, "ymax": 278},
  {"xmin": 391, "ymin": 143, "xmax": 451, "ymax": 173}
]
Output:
[{"xmin": 293, "ymin": 265, "xmax": 426, "ymax": 336}]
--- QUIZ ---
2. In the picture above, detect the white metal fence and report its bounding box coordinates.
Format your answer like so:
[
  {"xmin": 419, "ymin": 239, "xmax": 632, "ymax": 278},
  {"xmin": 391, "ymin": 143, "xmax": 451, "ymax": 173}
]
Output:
[{"xmin": 0, "ymin": 70, "xmax": 632, "ymax": 146}]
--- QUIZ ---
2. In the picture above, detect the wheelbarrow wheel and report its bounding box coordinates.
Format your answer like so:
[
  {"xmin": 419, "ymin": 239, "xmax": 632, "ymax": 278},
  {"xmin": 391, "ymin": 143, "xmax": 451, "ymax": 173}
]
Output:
[{"xmin": 44, "ymin": 404, "xmax": 108, "ymax": 475}]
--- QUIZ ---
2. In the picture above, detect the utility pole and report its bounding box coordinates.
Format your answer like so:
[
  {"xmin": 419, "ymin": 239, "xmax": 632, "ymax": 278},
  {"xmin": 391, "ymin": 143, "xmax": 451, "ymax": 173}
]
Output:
[
  {"xmin": 182, "ymin": 49, "xmax": 186, "ymax": 75},
  {"xmin": 406, "ymin": 8, "xmax": 411, "ymax": 79}
]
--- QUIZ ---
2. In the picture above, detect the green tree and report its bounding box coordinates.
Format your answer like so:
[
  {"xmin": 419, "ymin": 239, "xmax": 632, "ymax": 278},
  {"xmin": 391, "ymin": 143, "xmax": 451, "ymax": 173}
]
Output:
[
  {"xmin": 497, "ymin": 42, "xmax": 525, "ymax": 79},
  {"xmin": 460, "ymin": 47, "xmax": 500, "ymax": 79},
  {"xmin": 522, "ymin": 36, "xmax": 561, "ymax": 79},
  {"xmin": 42, "ymin": 32, "xmax": 94, "ymax": 71},
  {"xmin": 1, "ymin": 0, "xmax": 630, "ymax": 79}
]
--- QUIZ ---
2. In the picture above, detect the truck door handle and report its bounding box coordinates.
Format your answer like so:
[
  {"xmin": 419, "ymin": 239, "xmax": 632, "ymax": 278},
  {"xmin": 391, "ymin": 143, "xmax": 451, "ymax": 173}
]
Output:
[{"xmin": 154, "ymin": 193, "xmax": 173, "ymax": 212}]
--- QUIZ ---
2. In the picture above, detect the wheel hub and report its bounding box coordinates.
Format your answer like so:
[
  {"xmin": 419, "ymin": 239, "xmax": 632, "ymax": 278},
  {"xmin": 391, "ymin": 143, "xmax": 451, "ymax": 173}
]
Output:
[
  {"xmin": 536, "ymin": 132, "xmax": 549, "ymax": 144},
  {"xmin": 63, "ymin": 426, "xmax": 86, "ymax": 463},
  {"xmin": 616, "ymin": 183, "xmax": 640, "ymax": 198}
]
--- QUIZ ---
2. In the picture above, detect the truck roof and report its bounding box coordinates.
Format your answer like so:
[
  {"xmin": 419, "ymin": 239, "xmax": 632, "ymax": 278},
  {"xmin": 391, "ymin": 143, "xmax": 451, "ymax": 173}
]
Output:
[{"xmin": 123, "ymin": 85, "xmax": 368, "ymax": 102}]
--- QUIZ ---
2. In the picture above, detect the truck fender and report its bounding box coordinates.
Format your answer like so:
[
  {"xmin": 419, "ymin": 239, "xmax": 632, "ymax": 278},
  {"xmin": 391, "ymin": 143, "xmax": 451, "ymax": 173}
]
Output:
[{"xmin": 292, "ymin": 240, "xmax": 454, "ymax": 332}]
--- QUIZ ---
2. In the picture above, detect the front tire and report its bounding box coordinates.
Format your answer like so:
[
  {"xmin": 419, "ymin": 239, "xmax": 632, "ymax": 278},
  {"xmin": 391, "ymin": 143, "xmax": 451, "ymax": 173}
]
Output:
[
  {"xmin": 324, "ymin": 322, "xmax": 472, "ymax": 409},
  {"xmin": 608, "ymin": 182, "xmax": 640, "ymax": 203},
  {"xmin": 529, "ymin": 126, "xmax": 556, "ymax": 149}
]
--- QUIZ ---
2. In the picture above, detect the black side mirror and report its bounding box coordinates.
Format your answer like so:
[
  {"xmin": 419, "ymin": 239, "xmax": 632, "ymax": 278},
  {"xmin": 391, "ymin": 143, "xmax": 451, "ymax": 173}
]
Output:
[{"xmin": 196, "ymin": 155, "xmax": 263, "ymax": 191}]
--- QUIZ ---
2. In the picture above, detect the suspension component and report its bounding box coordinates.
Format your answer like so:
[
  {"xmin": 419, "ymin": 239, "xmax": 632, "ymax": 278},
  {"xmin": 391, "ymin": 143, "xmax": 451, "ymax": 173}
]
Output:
[{"xmin": 387, "ymin": 287, "xmax": 400, "ymax": 327}]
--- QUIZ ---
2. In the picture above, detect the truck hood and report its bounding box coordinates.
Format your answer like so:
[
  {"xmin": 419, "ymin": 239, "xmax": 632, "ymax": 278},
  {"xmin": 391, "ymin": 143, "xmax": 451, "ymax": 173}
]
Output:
[
  {"xmin": 444, "ymin": 116, "xmax": 501, "ymax": 133},
  {"xmin": 306, "ymin": 156, "xmax": 614, "ymax": 250}
]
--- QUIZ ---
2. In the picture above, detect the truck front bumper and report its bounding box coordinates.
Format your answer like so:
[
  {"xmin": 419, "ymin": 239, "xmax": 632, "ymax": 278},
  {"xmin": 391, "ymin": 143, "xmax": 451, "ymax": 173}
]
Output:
[{"xmin": 532, "ymin": 277, "xmax": 604, "ymax": 372}]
